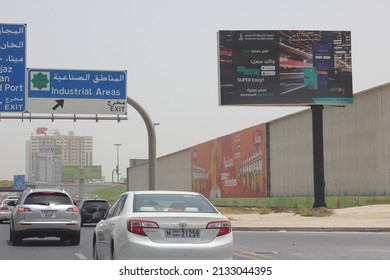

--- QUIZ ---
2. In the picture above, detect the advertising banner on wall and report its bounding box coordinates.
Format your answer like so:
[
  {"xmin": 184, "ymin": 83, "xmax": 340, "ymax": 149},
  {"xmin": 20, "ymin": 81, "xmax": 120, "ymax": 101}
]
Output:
[
  {"xmin": 191, "ymin": 124, "xmax": 266, "ymax": 198},
  {"xmin": 218, "ymin": 30, "xmax": 352, "ymax": 106}
]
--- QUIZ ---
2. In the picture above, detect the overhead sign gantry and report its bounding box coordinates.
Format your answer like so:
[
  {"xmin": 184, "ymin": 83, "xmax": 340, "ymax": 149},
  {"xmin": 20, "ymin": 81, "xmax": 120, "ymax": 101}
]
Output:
[{"xmin": 0, "ymin": 23, "xmax": 156, "ymax": 190}]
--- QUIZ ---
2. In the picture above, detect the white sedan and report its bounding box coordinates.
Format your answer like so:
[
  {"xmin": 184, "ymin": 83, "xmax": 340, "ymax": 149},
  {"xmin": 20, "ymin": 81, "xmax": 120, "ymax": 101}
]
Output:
[{"xmin": 93, "ymin": 190, "xmax": 233, "ymax": 260}]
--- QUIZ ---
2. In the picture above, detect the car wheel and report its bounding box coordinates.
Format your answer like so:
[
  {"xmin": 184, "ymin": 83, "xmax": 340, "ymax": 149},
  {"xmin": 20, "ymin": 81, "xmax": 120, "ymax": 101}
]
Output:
[
  {"xmin": 10, "ymin": 228, "xmax": 22, "ymax": 246},
  {"xmin": 69, "ymin": 231, "xmax": 81, "ymax": 245},
  {"xmin": 93, "ymin": 240, "xmax": 99, "ymax": 260}
]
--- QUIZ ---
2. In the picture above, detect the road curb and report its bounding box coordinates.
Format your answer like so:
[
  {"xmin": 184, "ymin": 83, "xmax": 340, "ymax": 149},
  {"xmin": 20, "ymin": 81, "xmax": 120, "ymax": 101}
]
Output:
[{"xmin": 232, "ymin": 227, "xmax": 390, "ymax": 232}]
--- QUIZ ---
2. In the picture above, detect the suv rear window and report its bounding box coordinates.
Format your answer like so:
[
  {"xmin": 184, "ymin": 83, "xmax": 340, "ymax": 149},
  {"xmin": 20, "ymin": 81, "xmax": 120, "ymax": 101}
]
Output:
[
  {"xmin": 24, "ymin": 192, "xmax": 73, "ymax": 206},
  {"xmin": 82, "ymin": 201, "xmax": 109, "ymax": 209}
]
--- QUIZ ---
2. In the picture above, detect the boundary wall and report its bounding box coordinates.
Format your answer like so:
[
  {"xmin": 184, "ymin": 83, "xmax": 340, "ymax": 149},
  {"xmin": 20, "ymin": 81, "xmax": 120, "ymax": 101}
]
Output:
[{"xmin": 127, "ymin": 83, "xmax": 390, "ymax": 197}]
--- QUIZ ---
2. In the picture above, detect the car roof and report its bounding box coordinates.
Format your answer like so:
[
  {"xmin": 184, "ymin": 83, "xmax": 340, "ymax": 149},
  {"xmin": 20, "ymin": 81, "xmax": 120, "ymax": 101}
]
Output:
[
  {"xmin": 130, "ymin": 190, "xmax": 201, "ymax": 195},
  {"xmin": 3, "ymin": 198, "xmax": 18, "ymax": 201},
  {"xmin": 20, "ymin": 188, "xmax": 71, "ymax": 198},
  {"xmin": 24, "ymin": 188, "xmax": 68, "ymax": 193}
]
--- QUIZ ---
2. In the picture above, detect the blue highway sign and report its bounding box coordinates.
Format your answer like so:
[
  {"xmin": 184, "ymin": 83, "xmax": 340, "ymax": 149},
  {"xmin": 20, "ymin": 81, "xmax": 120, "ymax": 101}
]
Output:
[
  {"xmin": 13, "ymin": 175, "xmax": 25, "ymax": 190},
  {"xmin": 26, "ymin": 69, "xmax": 127, "ymax": 114},
  {"xmin": 0, "ymin": 24, "xmax": 26, "ymax": 112}
]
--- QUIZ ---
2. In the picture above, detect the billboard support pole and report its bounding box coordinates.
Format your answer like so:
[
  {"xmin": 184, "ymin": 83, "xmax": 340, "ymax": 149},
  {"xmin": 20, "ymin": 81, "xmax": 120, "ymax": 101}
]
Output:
[
  {"xmin": 311, "ymin": 105, "xmax": 327, "ymax": 208},
  {"xmin": 126, "ymin": 97, "xmax": 157, "ymax": 191}
]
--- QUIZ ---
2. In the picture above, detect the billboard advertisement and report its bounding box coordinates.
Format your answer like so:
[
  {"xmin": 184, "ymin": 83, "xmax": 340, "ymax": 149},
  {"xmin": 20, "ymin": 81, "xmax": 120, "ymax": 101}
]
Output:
[
  {"xmin": 191, "ymin": 124, "xmax": 266, "ymax": 198},
  {"xmin": 218, "ymin": 30, "xmax": 352, "ymax": 106},
  {"xmin": 62, "ymin": 166, "xmax": 102, "ymax": 179}
]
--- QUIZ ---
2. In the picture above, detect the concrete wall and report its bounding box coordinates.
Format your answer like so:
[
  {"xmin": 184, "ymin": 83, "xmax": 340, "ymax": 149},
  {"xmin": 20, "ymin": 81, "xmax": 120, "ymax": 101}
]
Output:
[
  {"xmin": 125, "ymin": 83, "xmax": 390, "ymax": 198},
  {"xmin": 268, "ymin": 83, "xmax": 390, "ymax": 197},
  {"xmin": 268, "ymin": 109, "xmax": 314, "ymax": 196},
  {"xmin": 127, "ymin": 149, "xmax": 192, "ymax": 191},
  {"xmin": 323, "ymin": 83, "xmax": 390, "ymax": 196}
]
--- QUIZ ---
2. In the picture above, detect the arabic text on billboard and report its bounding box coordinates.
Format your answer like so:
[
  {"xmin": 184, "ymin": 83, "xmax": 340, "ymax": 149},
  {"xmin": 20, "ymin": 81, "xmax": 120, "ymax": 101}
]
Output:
[{"xmin": 218, "ymin": 30, "xmax": 352, "ymax": 106}]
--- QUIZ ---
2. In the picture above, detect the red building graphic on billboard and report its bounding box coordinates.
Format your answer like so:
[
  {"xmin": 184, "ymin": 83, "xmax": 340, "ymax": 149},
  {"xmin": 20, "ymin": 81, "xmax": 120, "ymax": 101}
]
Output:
[{"xmin": 191, "ymin": 124, "xmax": 266, "ymax": 198}]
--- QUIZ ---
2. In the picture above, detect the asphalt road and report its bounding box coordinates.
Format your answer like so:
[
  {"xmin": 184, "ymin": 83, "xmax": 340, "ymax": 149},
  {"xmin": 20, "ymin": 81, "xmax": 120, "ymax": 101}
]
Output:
[{"xmin": 1, "ymin": 223, "xmax": 390, "ymax": 260}]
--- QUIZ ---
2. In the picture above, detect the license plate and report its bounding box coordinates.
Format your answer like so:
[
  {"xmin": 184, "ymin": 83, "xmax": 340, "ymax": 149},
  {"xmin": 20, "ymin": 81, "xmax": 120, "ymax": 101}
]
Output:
[
  {"xmin": 165, "ymin": 229, "xmax": 200, "ymax": 238},
  {"xmin": 41, "ymin": 210, "xmax": 56, "ymax": 218}
]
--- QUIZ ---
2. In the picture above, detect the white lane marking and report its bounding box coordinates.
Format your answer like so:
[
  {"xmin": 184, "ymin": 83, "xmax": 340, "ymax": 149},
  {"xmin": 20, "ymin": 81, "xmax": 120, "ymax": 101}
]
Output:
[{"xmin": 75, "ymin": 253, "xmax": 88, "ymax": 260}]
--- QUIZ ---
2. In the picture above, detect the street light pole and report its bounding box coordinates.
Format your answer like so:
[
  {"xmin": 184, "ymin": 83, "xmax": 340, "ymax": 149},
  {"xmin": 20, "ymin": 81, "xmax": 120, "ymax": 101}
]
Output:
[{"xmin": 114, "ymin": 143, "xmax": 122, "ymax": 183}]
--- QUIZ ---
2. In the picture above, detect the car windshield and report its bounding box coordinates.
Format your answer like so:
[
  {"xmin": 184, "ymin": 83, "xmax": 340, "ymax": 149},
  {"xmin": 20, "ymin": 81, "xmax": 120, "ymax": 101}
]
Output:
[
  {"xmin": 24, "ymin": 192, "xmax": 72, "ymax": 206},
  {"xmin": 133, "ymin": 193, "xmax": 218, "ymax": 213}
]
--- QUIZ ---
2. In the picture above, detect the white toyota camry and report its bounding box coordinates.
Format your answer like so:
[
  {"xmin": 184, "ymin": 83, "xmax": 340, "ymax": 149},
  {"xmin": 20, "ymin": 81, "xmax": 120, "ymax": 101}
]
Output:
[{"xmin": 93, "ymin": 190, "xmax": 233, "ymax": 260}]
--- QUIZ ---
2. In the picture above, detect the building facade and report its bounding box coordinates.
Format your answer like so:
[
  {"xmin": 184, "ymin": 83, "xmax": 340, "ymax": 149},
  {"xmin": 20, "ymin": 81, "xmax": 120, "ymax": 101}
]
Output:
[{"xmin": 26, "ymin": 129, "xmax": 93, "ymax": 182}]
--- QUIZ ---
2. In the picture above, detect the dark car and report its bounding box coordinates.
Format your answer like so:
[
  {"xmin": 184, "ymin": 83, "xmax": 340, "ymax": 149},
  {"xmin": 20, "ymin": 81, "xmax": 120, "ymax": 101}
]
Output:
[{"xmin": 78, "ymin": 198, "xmax": 109, "ymax": 226}]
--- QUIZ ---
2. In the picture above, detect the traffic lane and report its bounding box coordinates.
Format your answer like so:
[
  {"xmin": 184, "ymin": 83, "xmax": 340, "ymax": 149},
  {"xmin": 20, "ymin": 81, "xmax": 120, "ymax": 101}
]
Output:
[
  {"xmin": 233, "ymin": 231, "xmax": 390, "ymax": 260},
  {"xmin": 0, "ymin": 223, "xmax": 94, "ymax": 260},
  {"xmin": 1, "ymin": 224, "xmax": 262, "ymax": 260}
]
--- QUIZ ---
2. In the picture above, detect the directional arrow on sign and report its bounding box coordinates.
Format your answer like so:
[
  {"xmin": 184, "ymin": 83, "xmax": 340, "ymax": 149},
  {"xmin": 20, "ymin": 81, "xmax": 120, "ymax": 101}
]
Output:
[{"xmin": 52, "ymin": 99, "xmax": 64, "ymax": 111}]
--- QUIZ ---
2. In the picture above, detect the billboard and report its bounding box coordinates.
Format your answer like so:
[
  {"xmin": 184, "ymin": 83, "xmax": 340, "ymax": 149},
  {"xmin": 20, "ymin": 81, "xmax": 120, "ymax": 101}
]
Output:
[
  {"xmin": 218, "ymin": 30, "xmax": 352, "ymax": 106},
  {"xmin": 191, "ymin": 124, "xmax": 266, "ymax": 199},
  {"xmin": 62, "ymin": 166, "xmax": 102, "ymax": 179}
]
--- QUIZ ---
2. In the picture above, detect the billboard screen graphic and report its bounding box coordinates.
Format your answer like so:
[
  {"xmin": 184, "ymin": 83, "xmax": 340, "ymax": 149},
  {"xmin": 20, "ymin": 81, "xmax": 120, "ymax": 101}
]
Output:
[
  {"xmin": 191, "ymin": 124, "xmax": 266, "ymax": 199},
  {"xmin": 218, "ymin": 30, "xmax": 352, "ymax": 106},
  {"xmin": 62, "ymin": 166, "xmax": 102, "ymax": 179}
]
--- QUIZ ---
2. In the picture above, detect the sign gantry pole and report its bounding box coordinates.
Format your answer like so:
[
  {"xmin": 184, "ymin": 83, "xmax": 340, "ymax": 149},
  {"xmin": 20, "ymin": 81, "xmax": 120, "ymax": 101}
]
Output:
[{"xmin": 126, "ymin": 96, "xmax": 157, "ymax": 191}]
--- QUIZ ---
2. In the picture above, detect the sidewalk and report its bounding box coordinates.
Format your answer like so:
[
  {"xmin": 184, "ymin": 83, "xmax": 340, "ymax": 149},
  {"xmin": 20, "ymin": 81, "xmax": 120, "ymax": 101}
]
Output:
[{"xmin": 229, "ymin": 204, "xmax": 390, "ymax": 232}]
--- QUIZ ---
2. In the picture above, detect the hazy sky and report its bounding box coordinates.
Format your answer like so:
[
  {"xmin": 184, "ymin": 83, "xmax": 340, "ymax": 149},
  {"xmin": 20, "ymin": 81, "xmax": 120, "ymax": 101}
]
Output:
[{"xmin": 1, "ymin": 0, "xmax": 389, "ymax": 181}]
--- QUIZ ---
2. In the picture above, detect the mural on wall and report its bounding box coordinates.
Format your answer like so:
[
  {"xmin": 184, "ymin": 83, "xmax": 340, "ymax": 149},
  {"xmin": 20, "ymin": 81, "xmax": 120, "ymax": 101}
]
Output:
[{"xmin": 191, "ymin": 124, "xmax": 266, "ymax": 198}]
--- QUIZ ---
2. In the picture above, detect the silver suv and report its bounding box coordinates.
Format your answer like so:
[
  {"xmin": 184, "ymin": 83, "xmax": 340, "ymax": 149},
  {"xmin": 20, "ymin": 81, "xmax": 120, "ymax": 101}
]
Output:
[{"xmin": 9, "ymin": 188, "xmax": 81, "ymax": 246}]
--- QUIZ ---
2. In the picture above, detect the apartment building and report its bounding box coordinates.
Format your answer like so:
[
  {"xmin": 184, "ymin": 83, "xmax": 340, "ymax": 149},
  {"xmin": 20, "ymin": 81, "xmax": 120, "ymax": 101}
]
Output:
[{"xmin": 26, "ymin": 128, "xmax": 93, "ymax": 182}]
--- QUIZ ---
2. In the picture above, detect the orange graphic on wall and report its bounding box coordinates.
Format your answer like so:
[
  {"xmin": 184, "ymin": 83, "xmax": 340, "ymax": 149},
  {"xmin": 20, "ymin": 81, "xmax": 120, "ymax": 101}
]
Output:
[{"xmin": 191, "ymin": 124, "xmax": 266, "ymax": 198}]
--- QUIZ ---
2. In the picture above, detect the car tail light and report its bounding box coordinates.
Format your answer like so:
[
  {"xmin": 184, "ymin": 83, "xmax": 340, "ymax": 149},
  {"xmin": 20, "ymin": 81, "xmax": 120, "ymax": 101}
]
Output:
[
  {"xmin": 206, "ymin": 221, "xmax": 232, "ymax": 236},
  {"xmin": 127, "ymin": 220, "xmax": 159, "ymax": 236},
  {"xmin": 0, "ymin": 206, "xmax": 7, "ymax": 211},
  {"xmin": 18, "ymin": 207, "xmax": 32, "ymax": 213},
  {"xmin": 67, "ymin": 207, "xmax": 79, "ymax": 213}
]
